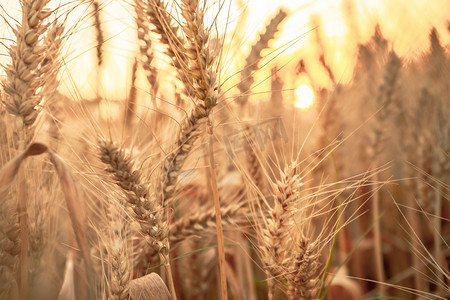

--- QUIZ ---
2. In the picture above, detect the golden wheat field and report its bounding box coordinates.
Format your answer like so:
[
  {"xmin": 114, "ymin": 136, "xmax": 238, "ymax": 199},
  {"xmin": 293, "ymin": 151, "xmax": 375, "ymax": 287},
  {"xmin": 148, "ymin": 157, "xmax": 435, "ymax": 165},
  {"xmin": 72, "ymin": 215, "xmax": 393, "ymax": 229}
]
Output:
[{"xmin": 0, "ymin": 0, "xmax": 449, "ymax": 299}]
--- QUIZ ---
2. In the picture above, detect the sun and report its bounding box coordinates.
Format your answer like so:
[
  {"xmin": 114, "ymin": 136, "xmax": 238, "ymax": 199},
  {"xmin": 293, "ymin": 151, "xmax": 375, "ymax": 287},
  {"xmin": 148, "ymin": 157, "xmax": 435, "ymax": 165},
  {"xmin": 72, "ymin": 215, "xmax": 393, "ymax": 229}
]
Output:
[{"xmin": 295, "ymin": 84, "xmax": 314, "ymax": 109}]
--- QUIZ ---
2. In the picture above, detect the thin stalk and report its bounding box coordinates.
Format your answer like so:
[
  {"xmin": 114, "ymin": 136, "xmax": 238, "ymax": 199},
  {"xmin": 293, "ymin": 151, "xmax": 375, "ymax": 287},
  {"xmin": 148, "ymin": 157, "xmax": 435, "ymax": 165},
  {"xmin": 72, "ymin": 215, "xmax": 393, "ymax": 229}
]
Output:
[
  {"xmin": 434, "ymin": 187, "xmax": 443, "ymax": 296},
  {"xmin": 318, "ymin": 131, "xmax": 344, "ymax": 297},
  {"xmin": 161, "ymin": 254, "xmax": 177, "ymax": 300},
  {"xmin": 18, "ymin": 176, "xmax": 28, "ymax": 300},
  {"xmin": 373, "ymin": 174, "xmax": 386, "ymax": 297},
  {"xmin": 407, "ymin": 185, "xmax": 425, "ymax": 292},
  {"xmin": 243, "ymin": 243, "xmax": 257, "ymax": 300},
  {"xmin": 17, "ymin": 129, "xmax": 28, "ymax": 300},
  {"xmin": 206, "ymin": 115, "xmax": 228, "ymax": 300}
]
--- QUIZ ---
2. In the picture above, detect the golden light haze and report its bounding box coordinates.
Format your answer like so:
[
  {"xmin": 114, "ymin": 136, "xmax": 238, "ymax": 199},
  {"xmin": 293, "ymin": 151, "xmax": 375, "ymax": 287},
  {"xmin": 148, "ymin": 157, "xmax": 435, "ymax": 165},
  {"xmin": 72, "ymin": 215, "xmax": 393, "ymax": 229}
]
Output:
[{"xmin": 1, "ymin": 0, "xmax": 449, "ymax": 100}]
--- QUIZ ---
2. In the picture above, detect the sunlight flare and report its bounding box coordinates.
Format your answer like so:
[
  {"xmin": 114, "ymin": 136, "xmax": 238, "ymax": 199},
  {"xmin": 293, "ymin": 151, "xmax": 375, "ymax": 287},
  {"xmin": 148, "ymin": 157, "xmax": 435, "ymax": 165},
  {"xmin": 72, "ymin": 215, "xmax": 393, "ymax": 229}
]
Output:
[{"xmin": 295, "ymin": 84, "xmax": 314, "ymax": 109}]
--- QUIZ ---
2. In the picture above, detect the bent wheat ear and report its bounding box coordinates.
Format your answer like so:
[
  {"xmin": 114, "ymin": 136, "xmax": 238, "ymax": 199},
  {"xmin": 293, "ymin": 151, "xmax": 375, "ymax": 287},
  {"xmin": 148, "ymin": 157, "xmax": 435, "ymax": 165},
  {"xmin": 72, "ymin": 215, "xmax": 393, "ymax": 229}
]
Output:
[
  {"xmin": 0, "ymin": 143, "xmax": 47, "ymax": 200},
  {"xmin": 98, "ymin": 139, "xmax": 177, "ymax": 299},
  {"xmin": 98, "ymin": 140, "xmax": 169, "ymax": 255}
]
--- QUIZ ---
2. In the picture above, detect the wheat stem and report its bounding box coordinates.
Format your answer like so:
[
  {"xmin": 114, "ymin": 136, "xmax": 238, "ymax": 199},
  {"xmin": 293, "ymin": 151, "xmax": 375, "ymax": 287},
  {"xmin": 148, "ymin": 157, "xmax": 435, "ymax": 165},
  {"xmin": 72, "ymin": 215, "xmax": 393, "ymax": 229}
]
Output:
[
  {"xmin": 17, "ymin": 178, "xmax": 28, "ymax": 300},
  {"xmin": 207, "ymin": 116, "xmax": 228, "ymax": 300}
]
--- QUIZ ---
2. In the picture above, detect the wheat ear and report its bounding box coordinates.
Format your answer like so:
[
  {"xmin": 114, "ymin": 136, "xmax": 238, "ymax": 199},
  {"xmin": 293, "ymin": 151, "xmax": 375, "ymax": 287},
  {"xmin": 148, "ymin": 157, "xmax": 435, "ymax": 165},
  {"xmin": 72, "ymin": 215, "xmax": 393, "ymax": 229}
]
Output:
[
  {"xmin": 107, "ymin": 239, "xmax": 132, "ymax": 300},
  {"xmin": 161, "ymin": 0, "xmax": 220, "ymax": 205},
  {"xmin": 1, "ymin": 2, "xmax": 56, "ymax": 298},
  {"xmin": 2, "ymin": 0, "xmax": 52, "ymax": 132},
  {"xmin": 148, "ymin": 0, "xmax": 185, "ymax": 60},
  {"xmin": 93, "ymin": 1, "xmax": 103, "ymax": 67},
  {"xmin": 99, "ymin": 140, "xmax": 176, "ymax": 299},
  {"xmin": 145, "ymin": 0, "xmax": 211, "ymax": 207},
  {"xmin": 0, "ymin": 204, "xmax": 20, "ymax": 299},
  {"xmin": 135, "ymin": 0, "xmax": 159, "ymax": 105},
  {"xmin": 176, "ymin": 2, "xmax": 228, "ymax": 298},
  {"xmin": 244, "ymin": 124, "xmax": 264, "ymax": 191},
  {"xmin": 101, "ymin": 191, "xmax": 133, "ymax": 300},
  {"xmin": 260, "ymin": 162, "xmax": 302, "ymax": 299},
  {"xmin": 147, "ymin": 0, "xmax": 187, "ymax": 77},
  {"xmin": 286, "ymin": 239, "xmax": 320, "ymax": 300},
  {"xmin": 237, "ymin": 10, "xmax": 287, "ymax": 106}
]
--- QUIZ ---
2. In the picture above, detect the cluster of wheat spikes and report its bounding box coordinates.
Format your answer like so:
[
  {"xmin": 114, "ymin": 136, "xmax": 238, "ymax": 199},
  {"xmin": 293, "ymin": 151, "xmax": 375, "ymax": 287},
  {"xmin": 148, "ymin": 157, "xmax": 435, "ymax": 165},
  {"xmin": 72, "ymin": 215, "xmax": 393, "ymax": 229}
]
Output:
[{"xmin": 1, "ymin": 0, "xmax": 449, "ymax": 299}]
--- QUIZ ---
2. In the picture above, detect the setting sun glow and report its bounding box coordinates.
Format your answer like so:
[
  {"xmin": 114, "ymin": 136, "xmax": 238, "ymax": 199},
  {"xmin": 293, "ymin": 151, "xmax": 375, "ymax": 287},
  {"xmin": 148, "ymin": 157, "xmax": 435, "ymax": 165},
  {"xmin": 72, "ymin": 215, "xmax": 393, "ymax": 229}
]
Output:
[{"xmin": 295, "ymin": 84, "xmax": 314, "ymax": 109}]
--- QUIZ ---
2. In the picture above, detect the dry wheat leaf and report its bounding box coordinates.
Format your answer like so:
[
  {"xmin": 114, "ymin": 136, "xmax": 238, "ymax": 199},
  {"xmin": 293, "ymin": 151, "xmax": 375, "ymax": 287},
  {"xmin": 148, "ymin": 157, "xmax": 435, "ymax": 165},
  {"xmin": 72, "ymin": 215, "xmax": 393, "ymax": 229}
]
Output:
[
  {"xmin": 0, "ymin": 143, "xmax": 47, "ymax": 200},
  {"xmin": 129, "ymin": 273, "xmax": 171, "ymax": 300},
  {"xmin": 0, "ymin": 142, "xmax": 92, "ymax": 286},
  {"xmin": 47, "ymin": 150, "xmax": 92, "ymax": 274}
]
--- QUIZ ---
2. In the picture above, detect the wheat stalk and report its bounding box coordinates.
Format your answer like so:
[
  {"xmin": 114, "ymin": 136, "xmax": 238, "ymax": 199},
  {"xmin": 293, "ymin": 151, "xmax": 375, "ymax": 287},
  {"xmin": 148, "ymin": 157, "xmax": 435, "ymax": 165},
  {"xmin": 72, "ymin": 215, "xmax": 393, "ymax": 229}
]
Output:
[{"xmin": 124, "ymin": 58, "xmax": 138, "ymax": 128}]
